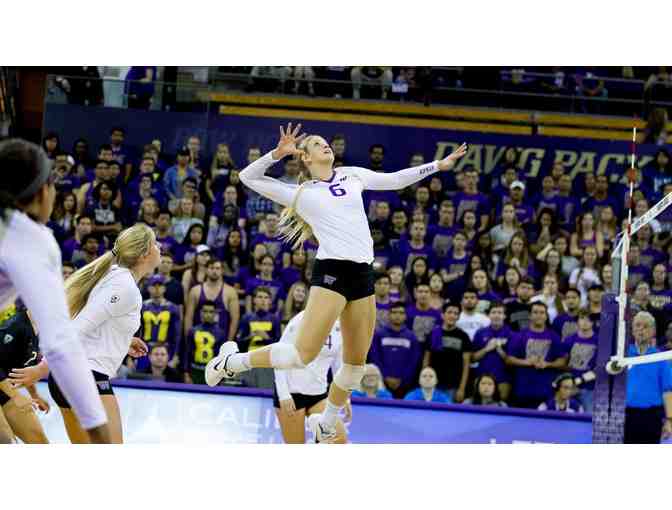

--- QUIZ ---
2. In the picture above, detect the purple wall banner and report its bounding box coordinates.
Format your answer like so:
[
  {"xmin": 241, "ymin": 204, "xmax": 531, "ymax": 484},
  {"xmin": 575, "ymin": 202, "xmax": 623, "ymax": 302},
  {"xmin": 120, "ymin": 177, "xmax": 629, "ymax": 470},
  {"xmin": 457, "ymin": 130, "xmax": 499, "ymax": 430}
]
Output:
[{"xmin": 44, "ymin": 104, "xmax": 663, "ymax": 182}]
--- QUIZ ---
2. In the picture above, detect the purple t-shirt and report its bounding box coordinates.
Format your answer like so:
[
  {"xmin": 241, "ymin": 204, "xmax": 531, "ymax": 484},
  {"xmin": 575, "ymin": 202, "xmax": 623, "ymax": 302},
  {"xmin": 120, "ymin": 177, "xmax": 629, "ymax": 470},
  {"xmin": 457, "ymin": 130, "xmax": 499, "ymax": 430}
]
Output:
[
  {"xmin": 427, "ymin": 224, "xmax": 456, "ymax": 259},
  {"xmin": 405, "ymin": 305, "xmax": 442, "ymax": 346},
  {"xmin": 279, "ymin": 267, "xmax": 302, "ymax": 292},
  {"xmin": 551, "ymin": 312, "xmax": 579, "ymax": 341},
  {"xmin": 476, "ymin": 290, "xmax": 501, "ymax": 314},
  {"xmin": 497, "ymin": 198, "xmax": 535, "ymax": 225},
  {"xmin": 373, "ymin": 245, "xmax": 394, "ymax": 272},
  {"xmin": 376, "ymin": 301, "xmax": 391, "ymax": 330},
  {"xmin": 363, "ymin": 190, "xmax": 402, "ymax": 221},
  {"xmin": 61, "ymin": 237, "xmax": 104, "ymax": 262},
  {"xmin": 140, "ymin": 300, "xmax": 182, "ymax": 357},
  {"xmin": 472, "ymin": 324, "xmax": 516, "ymax": 383},
  {"xmin": 245, "ymin": 277, "xmax": 285, "ymax": 311},
  {"xmin": 640, "ymin": 247, "xmax": 666, "ymax": 269},
  {"xmin": 393, "ymin": 240, "xmax": 436, "ymax": 273},
  {"xmin": 453, "ymin": 191, "xmax": 490, "ymax": 223},
  {"xmin": 556, "ymin": 195, "xmax": 580, "ymax": 227},
  {"xmin": 156, "ymin": 235, "xmax": 179, "ymax": 257},
  {"xmin": 369, "ymin": 325, "xmax": 422, "ymax": 388},
  {"xmin": 564, "ymin": 332, "xmax": 598, "ymax": 390},
  {"xmin": 250, "ymin": 233, "xmax": 289, "ymax": 260},
  {"xmin": 540, "ymin": 397, "xmax": 584, "ymax": 413},
  {"xmin": 650, "ymin": 289, "xmax": 672, "ymax": 310},
  {"xmin": 582, "ymin": 196, "xmax": 623, "ymax": 221},
  {"xmin": 533, "ymin": 193, "xmax": 562, "ymax": 218},
  {"xmin": 507, "ymin": 327, "xmax": 565, "ymax": 402}
]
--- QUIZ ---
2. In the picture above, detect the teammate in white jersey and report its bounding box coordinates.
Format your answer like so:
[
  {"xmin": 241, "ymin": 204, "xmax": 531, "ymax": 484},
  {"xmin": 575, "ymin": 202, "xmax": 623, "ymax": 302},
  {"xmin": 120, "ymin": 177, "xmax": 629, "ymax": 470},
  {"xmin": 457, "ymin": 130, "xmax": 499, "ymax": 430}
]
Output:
[
  {"xmin": 11, "ymin": 224, "xmax": 160, "ymax": 443},
  {"xmin": 206, "ymin": 123, "xmax": 467, "ymax": 442},
  {"xmin": 274, "ymin": 311, "xmax": 349, "ymax": 444},
  {"xmin": 0, "ymin": 139, "xmax": 110, "ymax": 443}
]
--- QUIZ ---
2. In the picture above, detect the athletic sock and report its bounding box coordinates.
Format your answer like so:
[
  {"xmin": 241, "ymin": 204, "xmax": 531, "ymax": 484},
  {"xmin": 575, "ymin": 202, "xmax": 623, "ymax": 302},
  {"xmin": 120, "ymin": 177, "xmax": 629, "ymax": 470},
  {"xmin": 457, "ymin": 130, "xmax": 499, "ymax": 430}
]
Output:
[
  {"xmin": 226, "ymin": 352, "xmax": 251, "ymax": 373},
  {"xmin": 320, "ymin": 398, "xmax": 342, "ymax": 429}
]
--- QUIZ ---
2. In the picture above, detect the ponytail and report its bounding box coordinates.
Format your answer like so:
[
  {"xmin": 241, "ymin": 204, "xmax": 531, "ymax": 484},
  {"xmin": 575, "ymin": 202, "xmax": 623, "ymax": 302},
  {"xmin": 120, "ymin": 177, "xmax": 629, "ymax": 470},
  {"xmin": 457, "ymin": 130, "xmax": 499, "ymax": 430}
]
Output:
[{"xmin": 64, "ymin": 252, "xmax": 116, "ymax": 318}]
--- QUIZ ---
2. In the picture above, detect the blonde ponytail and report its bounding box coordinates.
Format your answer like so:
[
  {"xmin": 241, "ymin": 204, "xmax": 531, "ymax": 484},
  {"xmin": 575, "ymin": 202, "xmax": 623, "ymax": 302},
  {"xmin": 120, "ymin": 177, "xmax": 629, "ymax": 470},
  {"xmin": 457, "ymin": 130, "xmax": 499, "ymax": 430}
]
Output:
[
  {"xmin": 277, "ymin": 136, "xmax": 315, "ymax": 250},
  {"xmin": 65, "ymin": 224, "xmax": 155, "ymax": 318}
]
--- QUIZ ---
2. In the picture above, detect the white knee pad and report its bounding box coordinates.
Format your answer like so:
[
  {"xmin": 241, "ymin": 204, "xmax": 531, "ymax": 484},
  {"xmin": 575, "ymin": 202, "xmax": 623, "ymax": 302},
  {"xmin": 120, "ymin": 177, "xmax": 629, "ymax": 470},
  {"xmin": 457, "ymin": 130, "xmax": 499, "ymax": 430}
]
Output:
[
  {"xmin": 333, "ymin": 364, "xmax": 366, "ymax": 391},
  {"xmin": 270, "ymin": 343, "xmax": 306, "ymax": 370}
]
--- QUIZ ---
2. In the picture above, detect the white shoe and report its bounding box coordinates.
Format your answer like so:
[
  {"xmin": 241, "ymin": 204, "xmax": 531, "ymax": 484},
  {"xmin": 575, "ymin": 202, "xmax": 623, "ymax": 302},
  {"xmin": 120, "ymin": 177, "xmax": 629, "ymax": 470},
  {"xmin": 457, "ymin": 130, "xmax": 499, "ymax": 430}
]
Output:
[
  {"xmin": 307, "ymin": 414, "xmax": 338, "ymax": 444},
  {"xmin": 205, "ymin": 342, "xmax": 240, "ymax": 387}
]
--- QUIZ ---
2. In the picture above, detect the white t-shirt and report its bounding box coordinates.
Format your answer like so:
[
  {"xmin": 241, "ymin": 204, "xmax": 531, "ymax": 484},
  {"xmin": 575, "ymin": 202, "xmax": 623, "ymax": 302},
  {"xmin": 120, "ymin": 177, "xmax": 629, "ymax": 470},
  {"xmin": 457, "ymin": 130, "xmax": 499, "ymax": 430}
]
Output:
[
  {"xmin": 274, "ymin": 311, "xmax": 343, "ymax": 398},
  {"xmin": 75, "ymin": 265, "xmax": 142, "ymax": 377},
  {"xmin": 240, "ymin": 152, "xmax": 440, "ymax": 263},
  {"xmin": 457, "ymin": 311, "xmax": 491, "ymax": 341},
  {"xmin": 568, "ymin": 267, "xmax": 601, "ymax": 307},
  {"xmin": 0, "ymin": 210, "xmax": 107, "ymax": 429}
]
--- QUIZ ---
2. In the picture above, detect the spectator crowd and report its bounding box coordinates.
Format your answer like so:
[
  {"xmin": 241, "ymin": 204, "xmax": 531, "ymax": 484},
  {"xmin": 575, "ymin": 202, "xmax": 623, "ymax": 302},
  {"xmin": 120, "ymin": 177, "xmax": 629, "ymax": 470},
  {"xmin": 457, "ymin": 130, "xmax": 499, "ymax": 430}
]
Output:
[{"xmin": 22, "ymin": 124, "xmax": 672, "ymax": 416}]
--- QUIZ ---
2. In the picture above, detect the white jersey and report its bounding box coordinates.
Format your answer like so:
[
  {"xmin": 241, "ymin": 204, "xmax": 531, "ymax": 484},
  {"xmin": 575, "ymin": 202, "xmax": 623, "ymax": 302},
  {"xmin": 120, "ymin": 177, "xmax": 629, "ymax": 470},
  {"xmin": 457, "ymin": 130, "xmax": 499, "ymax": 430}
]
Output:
[
  {"xmin": 240, "ymin": 152, "xmax": 440, "ymax": 263},
  {"xmin": 274, "ymin": 311, "xmax": 343, "ymax": 398},
  {"xmin": 75, "ymin": 265, "xmax": 142, "ymax": 377},
  {"xmin": 457, "ymin": 311, "xmax": 491, "ymax": 341},
  {"xmin": 0, "ymin": 210, "xmax": 107, "ymax": 429}
]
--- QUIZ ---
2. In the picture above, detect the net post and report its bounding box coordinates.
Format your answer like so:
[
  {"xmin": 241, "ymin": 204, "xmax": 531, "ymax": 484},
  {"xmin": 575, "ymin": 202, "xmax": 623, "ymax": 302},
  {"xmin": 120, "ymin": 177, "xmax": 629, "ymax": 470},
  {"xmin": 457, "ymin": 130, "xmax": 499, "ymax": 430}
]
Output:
[{"xmin": 593, "ymin": 290, "xmax": 627, "ymax": 443}]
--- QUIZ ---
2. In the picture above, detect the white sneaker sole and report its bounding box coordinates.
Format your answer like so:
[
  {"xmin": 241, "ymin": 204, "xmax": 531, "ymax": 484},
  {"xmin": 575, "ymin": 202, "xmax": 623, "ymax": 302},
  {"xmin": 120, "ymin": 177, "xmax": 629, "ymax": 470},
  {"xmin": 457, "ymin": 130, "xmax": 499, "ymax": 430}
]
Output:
[
  {"xmin": 307, "ymin": 414, "xmax": 337, "ymax": 444},
  {"xmin": 205, "ymin": 341, "xmax": 239, "ymax": 387}
]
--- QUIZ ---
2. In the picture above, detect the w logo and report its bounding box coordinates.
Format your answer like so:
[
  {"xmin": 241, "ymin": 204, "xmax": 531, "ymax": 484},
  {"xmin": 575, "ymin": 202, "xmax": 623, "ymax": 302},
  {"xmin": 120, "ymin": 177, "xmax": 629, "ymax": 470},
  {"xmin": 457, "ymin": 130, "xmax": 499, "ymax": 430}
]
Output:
[{"xmin": 323, "ymin": 275, "xmax": 337, "ymax": 285}]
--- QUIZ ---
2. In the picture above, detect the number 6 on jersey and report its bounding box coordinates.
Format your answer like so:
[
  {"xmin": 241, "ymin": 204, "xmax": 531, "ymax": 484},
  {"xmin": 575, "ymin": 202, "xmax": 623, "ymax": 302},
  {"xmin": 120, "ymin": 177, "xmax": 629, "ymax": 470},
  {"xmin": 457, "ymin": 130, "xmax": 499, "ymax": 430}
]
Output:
[{"xmin": 328, "ymin": 183, "xmax": 346, "ymax": 197}]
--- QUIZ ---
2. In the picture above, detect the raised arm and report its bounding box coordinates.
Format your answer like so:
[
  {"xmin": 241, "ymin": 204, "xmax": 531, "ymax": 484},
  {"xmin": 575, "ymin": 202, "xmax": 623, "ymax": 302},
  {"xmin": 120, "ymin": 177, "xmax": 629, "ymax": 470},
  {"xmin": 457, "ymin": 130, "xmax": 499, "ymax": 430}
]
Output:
[
  {"xmin": 355, "ymin": 143, "xmax": 467, "ymax": 191},
  {"xmin": 239, "ymin": 124, "xmax": 307, "ymax": 208}
]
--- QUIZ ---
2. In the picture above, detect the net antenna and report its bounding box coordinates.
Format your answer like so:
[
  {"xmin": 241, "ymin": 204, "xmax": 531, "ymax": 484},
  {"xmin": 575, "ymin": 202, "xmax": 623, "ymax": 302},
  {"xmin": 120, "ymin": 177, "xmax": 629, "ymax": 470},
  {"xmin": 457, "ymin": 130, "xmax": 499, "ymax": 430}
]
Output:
[{"xmin": 606, "ymin": 127, "xmax": 672, "ymax": 374}]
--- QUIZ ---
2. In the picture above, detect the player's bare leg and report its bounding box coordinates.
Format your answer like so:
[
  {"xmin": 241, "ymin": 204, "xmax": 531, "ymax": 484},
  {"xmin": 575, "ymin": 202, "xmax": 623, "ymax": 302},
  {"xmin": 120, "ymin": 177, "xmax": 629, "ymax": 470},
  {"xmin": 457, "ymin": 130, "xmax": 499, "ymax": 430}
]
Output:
[
  {"xmin": 308, "ymin": 294, "xmax": 375, "ymax": 442},
  {"xmin": 206, "ymin": 287, "xmax": 346, "ymax": 385}
]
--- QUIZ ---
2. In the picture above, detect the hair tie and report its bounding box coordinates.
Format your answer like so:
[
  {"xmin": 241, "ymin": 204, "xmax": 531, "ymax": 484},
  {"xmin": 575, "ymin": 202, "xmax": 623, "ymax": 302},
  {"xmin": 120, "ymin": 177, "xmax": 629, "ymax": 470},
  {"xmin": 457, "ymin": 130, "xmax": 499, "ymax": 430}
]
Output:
[{"xmin": 111, "ymin": 248, "xmax": 117, "ymax": 257}]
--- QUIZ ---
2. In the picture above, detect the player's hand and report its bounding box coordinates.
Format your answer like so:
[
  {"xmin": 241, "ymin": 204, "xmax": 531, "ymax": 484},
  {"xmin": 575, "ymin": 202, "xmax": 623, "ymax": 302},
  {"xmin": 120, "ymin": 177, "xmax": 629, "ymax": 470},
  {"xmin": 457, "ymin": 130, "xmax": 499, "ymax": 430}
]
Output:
[
  {"xmin": 273, "ymin": 123, "xmax": 307, "ymax": 160},
  {"xmin": 32, "ymin": 394, "xmax": 50, "ymax": 413},
  {"xmin": 437, "ymin": 143, "xmax": 468, "ymax": 171},
  {"xmin": 279, "ymin": 398, "xmax": 296, "ymax": 416},
  {"xmin": 663, "ymin": 419, "xmax": 672, "ymax": 440},
  {"xmin": 486, "ymin": 339, "xmax": 498, "ymax": 351},
  {"xmin": 128, "ymin": 337, "xmax": 149, "ymax": 358},
  {"xmin": 343, "ymin": 400, "xmax": 353, "ymax": 424},
  {"xmin": 183, "ymin": 373, "xmax": 193, "ymax": 384},
  {"xmin": 455, "ymin": 388, "xmax": 466, "ymax": 403},
  {"xmin": 8, "ymin": 363, "xmax": 48, "ymax": 388}
]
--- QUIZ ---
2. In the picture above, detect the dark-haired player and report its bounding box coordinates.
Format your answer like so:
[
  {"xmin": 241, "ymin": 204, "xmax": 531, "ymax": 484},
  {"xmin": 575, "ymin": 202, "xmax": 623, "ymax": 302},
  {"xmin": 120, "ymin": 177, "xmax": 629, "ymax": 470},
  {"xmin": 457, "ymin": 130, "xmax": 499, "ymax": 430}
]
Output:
[{"xmin": 0, "ymin": 138, "xmax": 110, "ymax": 442}]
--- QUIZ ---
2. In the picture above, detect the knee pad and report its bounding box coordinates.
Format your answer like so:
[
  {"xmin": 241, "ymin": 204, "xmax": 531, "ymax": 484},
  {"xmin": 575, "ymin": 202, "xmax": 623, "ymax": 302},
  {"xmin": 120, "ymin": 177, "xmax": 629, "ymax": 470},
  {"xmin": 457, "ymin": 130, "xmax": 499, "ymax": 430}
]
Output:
[
  {"xmin": 333, "ymin": 364, "xmax": 366, "ymax": 391},
  {"xmin": 270, "ymin": 343, "xmax": 306, "ymax": 370}
]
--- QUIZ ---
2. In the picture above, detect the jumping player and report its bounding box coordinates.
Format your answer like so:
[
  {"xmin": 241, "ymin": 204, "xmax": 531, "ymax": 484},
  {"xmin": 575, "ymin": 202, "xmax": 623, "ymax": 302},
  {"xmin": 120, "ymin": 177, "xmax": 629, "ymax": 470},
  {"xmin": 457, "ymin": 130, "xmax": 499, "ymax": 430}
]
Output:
[
  {"xmin": 274, "ymin": 310, "xmax": 349, "ymax": 444},
  {"xmin": 205, "ymin": 123, "xmax": 467, "ymax": 442},
  {"xmin": 0, "ymin": 139, "xmax": 110, "ymax": 443}
]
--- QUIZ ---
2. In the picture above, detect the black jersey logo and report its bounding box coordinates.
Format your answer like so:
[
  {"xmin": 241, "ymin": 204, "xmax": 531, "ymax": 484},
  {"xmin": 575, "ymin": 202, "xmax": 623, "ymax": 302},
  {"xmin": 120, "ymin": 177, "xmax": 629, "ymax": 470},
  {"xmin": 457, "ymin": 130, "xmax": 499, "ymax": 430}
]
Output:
[
  {"xmin": 3, "ymin": 333, "xmax": 13, "ymax": 344},
  {"xmin": 110, "ymin": 295, "xmax": 120, "ymax": 304}
]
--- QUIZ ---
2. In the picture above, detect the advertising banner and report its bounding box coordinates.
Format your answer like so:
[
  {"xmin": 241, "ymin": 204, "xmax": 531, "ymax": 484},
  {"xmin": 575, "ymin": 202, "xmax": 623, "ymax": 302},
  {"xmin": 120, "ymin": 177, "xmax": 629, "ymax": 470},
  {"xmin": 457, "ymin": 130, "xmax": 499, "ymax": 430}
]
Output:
[{"xmin": 34, "ymin": 381, "xmax": 591, "ymax": 444}]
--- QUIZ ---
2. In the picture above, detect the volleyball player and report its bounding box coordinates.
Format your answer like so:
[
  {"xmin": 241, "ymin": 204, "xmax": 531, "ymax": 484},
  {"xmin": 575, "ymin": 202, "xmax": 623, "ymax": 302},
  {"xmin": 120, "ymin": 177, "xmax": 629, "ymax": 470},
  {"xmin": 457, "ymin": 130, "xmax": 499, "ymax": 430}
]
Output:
[
  {"xmin": 274, "ymin": 310, "xmax": 349, "ymax": 444},
  {"xmin": 0, "ymin": 139, "xmax": 110, "ymax": 443},
  {"xmin": 0, "ymin": 308, "xmax": 49, "ymax": 443},
  {"xmin": 10, "ymin": 223, "xmax": 160, "ymax": 443},
  {"xmin": 206, "ymin": 123, "xmax": 467, "ymax": 442}
]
